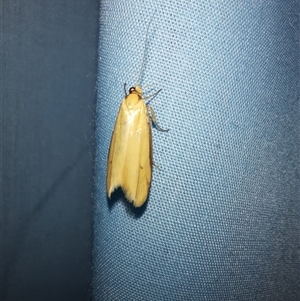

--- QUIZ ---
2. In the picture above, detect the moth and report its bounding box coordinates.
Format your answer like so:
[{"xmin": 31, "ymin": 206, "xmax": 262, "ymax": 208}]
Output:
[{"xmin": 106, "ymin": 15, "xmax": 168, "ymax": 207}]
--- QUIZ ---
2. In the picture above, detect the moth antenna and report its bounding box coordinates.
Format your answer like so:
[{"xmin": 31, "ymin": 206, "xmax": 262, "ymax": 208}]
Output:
[{"xmin": 136, "ymin": 10, "xmax": 157, "ymax": 86}]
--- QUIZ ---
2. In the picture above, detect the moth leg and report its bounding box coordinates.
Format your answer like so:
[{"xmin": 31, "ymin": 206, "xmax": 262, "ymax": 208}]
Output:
[
  {"xmin": 152, "ymin": 161, "xmax": 161, "ymax": 170},
  {"xmin": 148, "ymin": 106, "xmax": 169, "ymax": 132},
  {"xmin": 124, "ymin": 83, "xmax": 128, "ymax": 96},
  {"xmin": 144, "ymin": 89, "xmax": 162, "ymax": 102}
]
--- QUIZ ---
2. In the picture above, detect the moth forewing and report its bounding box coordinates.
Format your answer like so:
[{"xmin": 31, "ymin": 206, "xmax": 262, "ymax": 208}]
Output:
[{"xmin": 106, "ymin": 88, "xmax": 153, "ymax": 207}]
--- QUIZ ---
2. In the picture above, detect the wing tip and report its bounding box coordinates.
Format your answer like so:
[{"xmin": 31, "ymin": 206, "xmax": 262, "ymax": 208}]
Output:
[{"xmin": 108, "ymin": 185, "xmax": 147, "ymax": 208}]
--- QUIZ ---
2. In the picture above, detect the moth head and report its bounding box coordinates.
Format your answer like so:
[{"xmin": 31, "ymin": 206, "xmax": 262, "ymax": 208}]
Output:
[{"xmin": 129, "ymin": 86, "xmax": 143, "ymax": 97}]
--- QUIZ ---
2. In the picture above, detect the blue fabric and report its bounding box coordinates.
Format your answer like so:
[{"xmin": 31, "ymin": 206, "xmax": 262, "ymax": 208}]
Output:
[{"xmin": 94, "ymin": 1, "xmax": 299, "ymax": 300}]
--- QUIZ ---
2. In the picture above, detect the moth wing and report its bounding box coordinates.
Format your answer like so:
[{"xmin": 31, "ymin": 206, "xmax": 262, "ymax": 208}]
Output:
[{"xmin": 107, "ymin": 99, "xmax": 152, "ymax": 207}]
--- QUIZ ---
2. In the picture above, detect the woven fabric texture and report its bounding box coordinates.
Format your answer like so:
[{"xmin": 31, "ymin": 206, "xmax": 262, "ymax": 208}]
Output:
[{"xmin": 94, "ymin": 1, "xmax": 299, "ymax": 300}]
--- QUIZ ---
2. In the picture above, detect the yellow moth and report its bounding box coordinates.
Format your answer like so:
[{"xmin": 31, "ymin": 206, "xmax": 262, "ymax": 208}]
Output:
[{"xmin": 106, "ymin": 15, "xmax": 168, "ymax": 207}]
